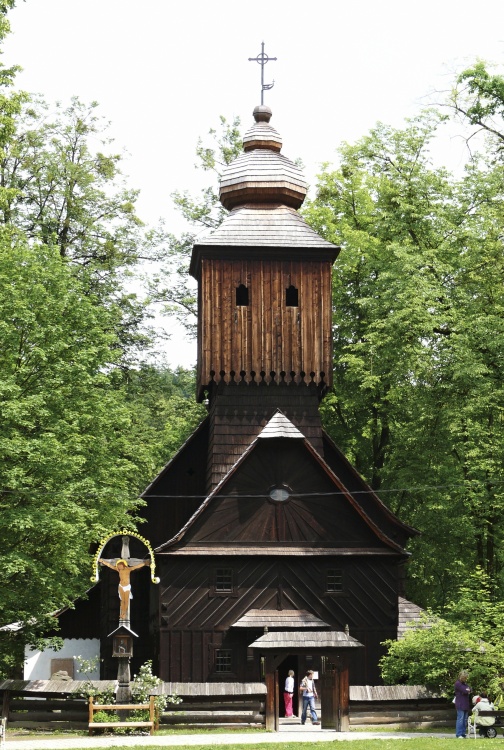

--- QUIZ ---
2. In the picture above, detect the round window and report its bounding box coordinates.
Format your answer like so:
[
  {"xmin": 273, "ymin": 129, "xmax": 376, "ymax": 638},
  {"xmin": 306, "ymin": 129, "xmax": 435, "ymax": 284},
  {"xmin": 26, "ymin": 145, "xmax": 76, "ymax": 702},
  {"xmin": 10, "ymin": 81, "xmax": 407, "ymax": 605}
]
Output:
[{"xmin": 269, "ymin": 486, "xmax": 290, "ymax": 502}]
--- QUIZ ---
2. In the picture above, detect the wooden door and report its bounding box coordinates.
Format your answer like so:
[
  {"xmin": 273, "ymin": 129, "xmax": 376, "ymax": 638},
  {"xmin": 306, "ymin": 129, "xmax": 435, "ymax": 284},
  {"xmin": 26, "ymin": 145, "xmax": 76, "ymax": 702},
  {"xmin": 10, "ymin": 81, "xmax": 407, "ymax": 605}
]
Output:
[
  {"xmin": 320, "ymin": 665, "xmax": 339, "ymax": 729},
  {"xmin": 320, "ymin": 657, "xmax": 349, "ymax": 731},
  {"xmin": 265, "ymin": 668, "xmax": 279, "ymax": 731}
]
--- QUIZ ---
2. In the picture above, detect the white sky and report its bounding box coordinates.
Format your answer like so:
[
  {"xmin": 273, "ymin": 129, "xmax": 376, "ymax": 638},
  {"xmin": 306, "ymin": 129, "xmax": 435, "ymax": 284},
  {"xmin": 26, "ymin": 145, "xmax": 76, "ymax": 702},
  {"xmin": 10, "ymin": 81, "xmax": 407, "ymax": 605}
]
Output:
[{"xmin": 4, "ymin": 0, "xmax": 504, "ymax": 367}]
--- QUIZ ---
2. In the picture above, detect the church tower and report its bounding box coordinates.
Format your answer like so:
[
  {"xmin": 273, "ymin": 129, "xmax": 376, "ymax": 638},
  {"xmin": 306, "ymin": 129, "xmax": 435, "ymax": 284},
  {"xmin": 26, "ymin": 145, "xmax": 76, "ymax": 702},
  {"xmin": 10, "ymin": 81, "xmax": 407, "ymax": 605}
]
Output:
[
  {"xmin": 138, "ymin": 74, "xmax": 418, "ymax": 692},
  {"xmin": 190, "ymin": 105, "xmax": 339, "ymax": 490}
]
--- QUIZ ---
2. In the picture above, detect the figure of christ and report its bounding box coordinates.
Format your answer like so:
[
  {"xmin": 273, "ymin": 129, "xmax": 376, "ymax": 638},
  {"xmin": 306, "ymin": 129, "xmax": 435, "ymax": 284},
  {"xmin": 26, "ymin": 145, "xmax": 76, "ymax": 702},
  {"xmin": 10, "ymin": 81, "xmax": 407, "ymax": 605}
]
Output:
[{"xmin": 99, "ymin": 557, "xmax": 150, "ymax": 621}]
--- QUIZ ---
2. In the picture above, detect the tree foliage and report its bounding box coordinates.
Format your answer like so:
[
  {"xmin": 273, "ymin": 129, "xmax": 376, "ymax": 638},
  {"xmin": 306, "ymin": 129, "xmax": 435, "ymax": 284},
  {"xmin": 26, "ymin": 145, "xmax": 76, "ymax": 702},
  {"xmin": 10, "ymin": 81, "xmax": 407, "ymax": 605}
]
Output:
[
  {"xmin": 122, "ymin": 365, "xmax": 205, "ymax": 474},
  {"xmin": 380, "ymin": 568, "xmax": 504, "ymax": 697},
  {"xmin": 451, "ymin": 60, "xmax": 504, "ymax": 150},
  {"xmin": 0, "ymin": 233, "xmax": 151, "ymax": 649},
  {"xmin": 0, "ymin": 97, "xmax": 143, "ymax": 266},
  {"xmin": 304, "ymin": 109, "xmax": 504, "ymax": 609},
  {"xmin": 0, "ymin": 6, "xmax": 204, "ymax": 677},
  {"xmin": 0, "ymin": 95, "xmax": 157, "ymax": 361}
]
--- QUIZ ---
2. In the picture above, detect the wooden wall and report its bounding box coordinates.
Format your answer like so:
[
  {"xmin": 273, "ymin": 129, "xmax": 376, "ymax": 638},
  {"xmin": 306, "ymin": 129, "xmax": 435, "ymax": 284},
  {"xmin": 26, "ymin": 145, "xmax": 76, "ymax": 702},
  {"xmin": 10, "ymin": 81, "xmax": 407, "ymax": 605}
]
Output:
[
  {"xmin": 197, "ymin": 258, "xmax": 333, "ymax": 398},
  {"xmin": 156, "ymin": 555, "xmax": 399, "ymax": 686}
]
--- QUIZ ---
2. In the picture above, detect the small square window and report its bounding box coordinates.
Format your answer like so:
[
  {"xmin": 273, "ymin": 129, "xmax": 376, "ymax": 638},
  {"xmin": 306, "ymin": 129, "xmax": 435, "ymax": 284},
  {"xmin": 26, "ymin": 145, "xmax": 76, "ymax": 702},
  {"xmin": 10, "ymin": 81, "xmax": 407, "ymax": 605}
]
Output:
[
  {"xmin": 215, "ymin": 568, "xmax": 233, "ymax": 593},
  {"xmin": 326, "ymin": 569, "xmax": 343, "ymax": 593},
  {"xmin": 215, "ymin": 649, "xmax": 233, "ymax": 673}
]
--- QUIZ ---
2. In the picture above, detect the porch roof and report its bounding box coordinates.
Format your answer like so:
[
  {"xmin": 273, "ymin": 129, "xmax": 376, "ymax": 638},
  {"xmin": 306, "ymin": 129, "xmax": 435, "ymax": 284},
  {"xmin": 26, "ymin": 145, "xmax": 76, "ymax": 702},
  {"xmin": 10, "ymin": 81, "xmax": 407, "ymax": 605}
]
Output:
[
  {"xmin": 232, "ymin": 609, "xmax": 331, "ymax": 629},
  {"xmin": 248, "ymin": 630, "xmax": 363, "ymax": 649}
]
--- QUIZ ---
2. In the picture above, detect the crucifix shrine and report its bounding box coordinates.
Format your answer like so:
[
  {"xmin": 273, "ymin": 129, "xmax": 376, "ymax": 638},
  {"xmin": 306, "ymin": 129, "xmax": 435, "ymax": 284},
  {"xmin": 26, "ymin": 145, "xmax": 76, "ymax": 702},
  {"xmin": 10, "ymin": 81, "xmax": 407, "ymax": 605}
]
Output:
[
  {"xmin": 99, "ymin": 535, "xmax": 150, "ymax": 624},
  {"xmin": 97, "ymin": 534, "xmax": 154, "ymax": 703}
]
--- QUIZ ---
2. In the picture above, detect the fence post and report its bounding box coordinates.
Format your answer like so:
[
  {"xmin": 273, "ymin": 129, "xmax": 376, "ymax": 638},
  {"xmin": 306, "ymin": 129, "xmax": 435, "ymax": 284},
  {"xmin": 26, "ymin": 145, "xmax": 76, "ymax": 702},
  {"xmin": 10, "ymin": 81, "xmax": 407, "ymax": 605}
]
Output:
[
  {"xmin": 149, "ymin": 695, "xmax": 155, "ymax": 734},
  {"xmin": 88, "ymin": 696, "xmax": 94, "ymax": 735}
]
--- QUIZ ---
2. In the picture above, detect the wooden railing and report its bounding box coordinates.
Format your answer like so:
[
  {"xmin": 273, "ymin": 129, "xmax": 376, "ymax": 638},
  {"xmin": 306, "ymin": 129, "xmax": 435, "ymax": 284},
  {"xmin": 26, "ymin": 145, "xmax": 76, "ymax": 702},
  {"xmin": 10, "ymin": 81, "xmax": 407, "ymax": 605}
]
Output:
[{"xmin": 88, "ymin": 695, "xmax": 155, "ymax": 735}]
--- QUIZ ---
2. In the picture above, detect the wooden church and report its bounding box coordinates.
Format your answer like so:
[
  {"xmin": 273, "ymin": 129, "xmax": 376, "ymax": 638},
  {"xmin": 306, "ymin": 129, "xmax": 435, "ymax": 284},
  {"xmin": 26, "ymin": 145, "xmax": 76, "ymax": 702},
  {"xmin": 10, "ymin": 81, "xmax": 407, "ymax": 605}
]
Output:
[{"xmin": 55, "ymin": 101, "xmax": 418, "ymax": 722}]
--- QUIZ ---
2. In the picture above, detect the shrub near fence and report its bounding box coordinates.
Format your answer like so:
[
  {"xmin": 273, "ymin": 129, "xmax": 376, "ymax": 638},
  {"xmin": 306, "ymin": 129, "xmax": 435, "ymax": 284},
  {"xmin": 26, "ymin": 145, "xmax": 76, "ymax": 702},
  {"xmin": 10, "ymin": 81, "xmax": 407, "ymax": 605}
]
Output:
[{"xmin": 0, "ymin": 680, "xmax": 116, "ymax": 731}]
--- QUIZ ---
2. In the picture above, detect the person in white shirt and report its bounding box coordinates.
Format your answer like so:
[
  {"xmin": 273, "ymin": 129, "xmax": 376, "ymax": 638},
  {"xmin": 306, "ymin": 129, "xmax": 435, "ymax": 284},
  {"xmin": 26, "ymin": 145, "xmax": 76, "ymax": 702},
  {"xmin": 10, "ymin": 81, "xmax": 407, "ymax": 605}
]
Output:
[{"xmin": 283, "ymin": 669, "xmax": 295, "ymax": 717}]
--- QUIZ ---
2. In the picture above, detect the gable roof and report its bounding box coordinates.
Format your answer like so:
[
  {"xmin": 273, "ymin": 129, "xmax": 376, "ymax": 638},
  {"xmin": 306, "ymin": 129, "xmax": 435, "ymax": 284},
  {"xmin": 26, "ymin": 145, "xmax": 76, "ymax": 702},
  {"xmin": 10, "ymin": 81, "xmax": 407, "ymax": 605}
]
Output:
[
  {"xmin": 248, "ymin": 630, "xmax": 363, "ymax": 649},
  {"xmin": 155, "ymin": 410, "xmax": 410, "ymax": 556},
  {"xmin": 321, "ymin": 431, "xmax": 419, "ymax": 545}
]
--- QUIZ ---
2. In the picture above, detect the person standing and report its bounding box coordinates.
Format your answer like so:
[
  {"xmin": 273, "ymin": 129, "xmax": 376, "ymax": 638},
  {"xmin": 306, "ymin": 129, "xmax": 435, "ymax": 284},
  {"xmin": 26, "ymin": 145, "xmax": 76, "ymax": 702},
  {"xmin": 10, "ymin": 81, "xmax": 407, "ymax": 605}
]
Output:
[
  {"xmin": 284, "ymin": 669, "xmax": 295, "ymax": 717},
  {"xmin": 300, "ymin": 669, "xmax": 320, "ymax": 725},
  {"xmin": 454, "ymin": 670, "xmax": 472, "ymax": 738}
]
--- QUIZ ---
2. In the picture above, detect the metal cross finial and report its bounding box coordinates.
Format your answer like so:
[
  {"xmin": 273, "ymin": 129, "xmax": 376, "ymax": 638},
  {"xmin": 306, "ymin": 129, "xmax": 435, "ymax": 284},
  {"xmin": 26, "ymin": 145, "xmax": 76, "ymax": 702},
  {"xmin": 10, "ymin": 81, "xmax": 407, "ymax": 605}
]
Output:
[{"xmin": 248, "ymin": 42, "xmax": 277, "ymax": 105}]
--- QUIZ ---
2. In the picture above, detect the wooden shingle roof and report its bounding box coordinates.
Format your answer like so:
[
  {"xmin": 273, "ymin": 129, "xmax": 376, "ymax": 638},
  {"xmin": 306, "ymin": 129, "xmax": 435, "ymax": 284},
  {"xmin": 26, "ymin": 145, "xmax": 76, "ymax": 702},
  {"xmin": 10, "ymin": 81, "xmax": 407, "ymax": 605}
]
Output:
[
  {"xmin": 258, "ymin": 410, "xmax": 305, "ymax": 439},
  {"xmin": 218, "ymin": 105, "xmax": 306, "ymax": 210},
  {"xmin": 249, "ymin": 630, "xmax": 363, "ymax": 649},
  {"xmin": 194, "ymin": 204, "xmax": 336, "ymax": 250},
  {"xmin": 232, "ymin": 608, "xmax": 331, "ymax": 628},
  {"xmin": 219, "ymin": 152, "xmax": 307, "ymax": 210},
  {"xmin": 155, "ymin": 411, "xmax": 408, "ymax": 555},
  {"xmin": 398, "ymin": 596, "xmax": 428, "ymax": 639},
  {"xmin": 243, "ymin": 119, "xmax": 282, "ymax": 152}
]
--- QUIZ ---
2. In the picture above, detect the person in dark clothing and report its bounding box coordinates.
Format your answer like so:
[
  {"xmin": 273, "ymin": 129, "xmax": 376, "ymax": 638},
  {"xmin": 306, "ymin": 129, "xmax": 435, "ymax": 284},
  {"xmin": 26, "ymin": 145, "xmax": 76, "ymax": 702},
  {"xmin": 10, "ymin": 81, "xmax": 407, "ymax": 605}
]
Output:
[{"xmin": 454, "ymin": 670, "xmax": 472, "ymax": 738}]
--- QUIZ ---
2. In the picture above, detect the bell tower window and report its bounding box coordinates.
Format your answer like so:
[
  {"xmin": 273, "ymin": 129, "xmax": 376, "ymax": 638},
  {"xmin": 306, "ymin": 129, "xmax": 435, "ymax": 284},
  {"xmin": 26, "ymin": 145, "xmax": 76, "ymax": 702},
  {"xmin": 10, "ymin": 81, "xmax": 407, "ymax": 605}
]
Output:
[
  {"xmin": 236, "ymin": 284, "xmax": 249, "ymax": 306},
  {"xmin": 286, "ymin": 285, "xmax": 298, "ymax": 307}
]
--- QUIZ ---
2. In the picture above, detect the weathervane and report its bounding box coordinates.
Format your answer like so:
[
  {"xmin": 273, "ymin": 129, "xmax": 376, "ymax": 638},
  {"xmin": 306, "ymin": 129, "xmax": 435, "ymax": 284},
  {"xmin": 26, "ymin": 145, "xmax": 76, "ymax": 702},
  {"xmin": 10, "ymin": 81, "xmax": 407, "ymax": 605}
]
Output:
[{"xmin": 248, "ymin": 42, "xmax": 277, "ymax": 105}]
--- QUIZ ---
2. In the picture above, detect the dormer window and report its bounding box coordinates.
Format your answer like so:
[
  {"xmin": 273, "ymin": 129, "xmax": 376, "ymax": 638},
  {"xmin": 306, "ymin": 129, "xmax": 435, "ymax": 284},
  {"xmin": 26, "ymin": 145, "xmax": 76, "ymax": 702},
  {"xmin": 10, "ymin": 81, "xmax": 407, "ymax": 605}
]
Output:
[
  {"xmin": 286, "ymin": 285, "xmax": 298, "ymax": 307},
  {"xmin": 236, "ymin": 284, "xmax": 249, "ymax": 306}
]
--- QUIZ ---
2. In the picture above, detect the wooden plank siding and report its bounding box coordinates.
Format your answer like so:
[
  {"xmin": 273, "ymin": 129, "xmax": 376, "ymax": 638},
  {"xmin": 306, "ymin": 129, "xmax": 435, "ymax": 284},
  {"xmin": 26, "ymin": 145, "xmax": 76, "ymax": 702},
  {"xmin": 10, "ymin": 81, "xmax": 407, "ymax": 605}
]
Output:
[
  {"xmin": 198, "ymin": 439, "xmax": 390, "ymax": 545},
  {"xmin": 197, "ymin": 258, "xmax": 333, "ymax": 400},
  {"xmin": 155, "ymin": 555, "xmax": 399, "ymax": 685}
]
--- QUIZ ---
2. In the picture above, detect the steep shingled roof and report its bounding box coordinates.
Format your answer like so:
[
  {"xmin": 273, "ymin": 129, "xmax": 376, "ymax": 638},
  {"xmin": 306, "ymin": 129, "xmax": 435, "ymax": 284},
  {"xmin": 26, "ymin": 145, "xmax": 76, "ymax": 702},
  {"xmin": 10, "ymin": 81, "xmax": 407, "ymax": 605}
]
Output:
[{"xmin": 195, "ymin": 204, "xmax": 335, "ymax": 249}]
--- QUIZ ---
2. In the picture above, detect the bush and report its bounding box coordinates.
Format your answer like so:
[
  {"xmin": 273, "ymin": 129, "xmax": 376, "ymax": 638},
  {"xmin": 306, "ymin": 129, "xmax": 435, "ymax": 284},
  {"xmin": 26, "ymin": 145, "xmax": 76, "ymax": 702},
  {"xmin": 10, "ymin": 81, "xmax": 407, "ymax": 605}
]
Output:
[
  {"xmin": 380, "ymin": 614, "xmax": 504, "ymax": 697},
  {"xmin": 132, "ymin": 659, "xmax": 181, "ymax": 724}
]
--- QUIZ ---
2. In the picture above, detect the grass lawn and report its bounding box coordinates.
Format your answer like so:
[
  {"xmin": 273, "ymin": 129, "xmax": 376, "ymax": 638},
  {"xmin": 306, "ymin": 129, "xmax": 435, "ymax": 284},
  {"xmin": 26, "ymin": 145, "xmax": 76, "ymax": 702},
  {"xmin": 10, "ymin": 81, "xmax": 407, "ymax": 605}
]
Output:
[{"xmin": 5, "ymin": 740, "xmax": 497, "ymax": 750}]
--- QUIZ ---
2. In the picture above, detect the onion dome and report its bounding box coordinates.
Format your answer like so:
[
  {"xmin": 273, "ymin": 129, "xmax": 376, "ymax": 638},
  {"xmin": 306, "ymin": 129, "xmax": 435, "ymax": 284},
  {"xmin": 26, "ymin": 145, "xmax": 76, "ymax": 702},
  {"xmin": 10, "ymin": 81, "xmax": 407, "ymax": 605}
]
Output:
[{"xmin": 219, "ymin": 105, "xmax": 307, "ymax": 210}]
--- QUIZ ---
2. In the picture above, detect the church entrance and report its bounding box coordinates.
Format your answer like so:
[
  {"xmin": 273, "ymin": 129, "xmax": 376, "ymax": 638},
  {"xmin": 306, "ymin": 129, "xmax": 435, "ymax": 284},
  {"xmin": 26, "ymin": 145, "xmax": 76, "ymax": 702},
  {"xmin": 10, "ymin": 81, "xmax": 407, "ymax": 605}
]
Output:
[
  {"xmin": 249, "ymin": 629, "xmax": 360, "ymax": 731},
  {"xmin": 278, "ymin": 655, "xmax": 299, "ymax": 718}
]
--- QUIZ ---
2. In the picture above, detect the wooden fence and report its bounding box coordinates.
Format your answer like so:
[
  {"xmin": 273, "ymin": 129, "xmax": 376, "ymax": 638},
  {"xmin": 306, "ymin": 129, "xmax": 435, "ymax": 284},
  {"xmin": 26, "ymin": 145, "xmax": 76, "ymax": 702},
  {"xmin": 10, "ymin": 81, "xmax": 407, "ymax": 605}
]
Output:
[
  {"xmin": 0, "ymin": 680, "xmax": 452, "ymax": 730},
  {"xmin": 349, "ymin": 685, "xmax": 454, "ymax": 727},
  {"xmin": 155, "ymin": 682, "xmax": 266, "ymax": 726}
]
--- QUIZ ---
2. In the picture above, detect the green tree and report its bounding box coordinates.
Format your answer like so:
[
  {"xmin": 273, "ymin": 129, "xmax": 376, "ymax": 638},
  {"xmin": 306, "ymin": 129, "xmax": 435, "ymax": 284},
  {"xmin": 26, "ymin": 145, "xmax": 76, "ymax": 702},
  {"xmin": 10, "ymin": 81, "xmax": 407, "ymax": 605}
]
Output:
[
  {"xmin": 380, "ymin": 568, "xmax": 504, "ymax": 696},
  {"xmin": 0, "ymin": 233, "xmax": 153, "ymax": 670},
  {"xmin": 305, "ymin": 112, "xmax": 458, "ymax": 488},
  {"xmin": 0, "ymin": 3, "xmax": 207, "ymax": 677},
  {"xmin": 380, "ymin": 616, "xmax": 502, "ymax": 697},
  {"xmin": 450, "ymin": 60, "xmax": 504, "ymax": 150},
  {"xmin": 122, "ymin": 365, "xmax": 206, "ymax": 476},
  {"xmin": 0, "ymin": 97, "xmax": 144, "ymax": 268},
  {"xmin": 0, "ymin": 96, "xmax": 154, "ymax": 359},
  {"xmin": 304, "ymin": 111, "xmax": 504, "ymax": 609}
]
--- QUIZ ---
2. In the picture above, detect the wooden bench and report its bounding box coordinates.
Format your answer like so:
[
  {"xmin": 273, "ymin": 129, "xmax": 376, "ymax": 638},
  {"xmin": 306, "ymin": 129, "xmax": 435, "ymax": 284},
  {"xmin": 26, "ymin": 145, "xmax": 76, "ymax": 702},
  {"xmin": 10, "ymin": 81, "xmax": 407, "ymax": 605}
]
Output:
[{"xmin": 88, "ymin": 695, "xmax": 155, "ymax": 735}]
